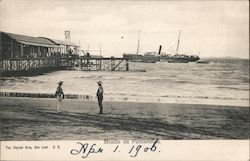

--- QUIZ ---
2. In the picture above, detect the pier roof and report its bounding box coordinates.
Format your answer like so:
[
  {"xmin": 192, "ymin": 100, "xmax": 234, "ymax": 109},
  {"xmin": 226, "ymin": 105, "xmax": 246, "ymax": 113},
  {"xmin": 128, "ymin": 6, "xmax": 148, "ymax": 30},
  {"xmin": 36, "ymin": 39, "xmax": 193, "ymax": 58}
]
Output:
[
  {"xmin": 3, "ymin": 32, "xmax": 58, "ymax": 47},
  {"xmin": 39, "ymin": 37, "xmax": 80, "ymax": 47},
  {"xmin": 51, "ymin": 39, "xmax": 80, "ymax": 47}
]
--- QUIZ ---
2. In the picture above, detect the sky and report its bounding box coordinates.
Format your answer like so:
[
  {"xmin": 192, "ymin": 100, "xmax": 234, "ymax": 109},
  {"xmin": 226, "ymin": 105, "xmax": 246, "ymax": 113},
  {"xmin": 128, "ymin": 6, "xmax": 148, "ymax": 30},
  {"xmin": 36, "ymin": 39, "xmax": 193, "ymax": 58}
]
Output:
[{"xmin": 0, "ymin": 0, "xmax": 249, "ymax": 58}]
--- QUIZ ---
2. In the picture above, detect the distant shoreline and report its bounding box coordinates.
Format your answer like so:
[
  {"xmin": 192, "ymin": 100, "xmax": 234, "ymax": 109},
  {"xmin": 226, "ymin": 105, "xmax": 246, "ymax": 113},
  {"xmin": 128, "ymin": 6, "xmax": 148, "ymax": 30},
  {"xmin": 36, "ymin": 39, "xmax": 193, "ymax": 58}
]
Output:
[{"xmin": 200, "ymin": 57, "xmax": 249, "ymax": 60}]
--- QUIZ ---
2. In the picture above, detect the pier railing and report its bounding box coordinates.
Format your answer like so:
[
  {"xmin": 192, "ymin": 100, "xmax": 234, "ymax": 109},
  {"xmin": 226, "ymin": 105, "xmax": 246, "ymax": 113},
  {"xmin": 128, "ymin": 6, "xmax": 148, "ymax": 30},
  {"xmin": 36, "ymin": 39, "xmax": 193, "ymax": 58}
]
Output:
[{"xmin": 0, "ymin": 57, "xmax": 62, "ymax": 71}]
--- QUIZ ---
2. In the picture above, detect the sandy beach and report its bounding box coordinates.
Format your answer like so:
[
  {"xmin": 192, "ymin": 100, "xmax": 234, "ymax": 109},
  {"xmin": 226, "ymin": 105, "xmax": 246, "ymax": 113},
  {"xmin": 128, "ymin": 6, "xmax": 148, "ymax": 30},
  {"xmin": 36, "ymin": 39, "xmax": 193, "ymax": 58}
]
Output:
[{"xmin": 0, "ymin": 97, "xmax": 249, "ymax": 140}]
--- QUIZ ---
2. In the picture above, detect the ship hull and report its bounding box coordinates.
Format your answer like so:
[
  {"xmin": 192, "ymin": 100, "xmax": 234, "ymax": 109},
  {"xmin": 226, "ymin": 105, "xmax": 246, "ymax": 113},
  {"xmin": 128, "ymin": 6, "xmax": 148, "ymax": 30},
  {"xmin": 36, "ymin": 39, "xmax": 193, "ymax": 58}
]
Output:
[
  {"xmin": 123, "ymin": 54, "xmax": 159, "ymax": 63},
  {"xmin": 160, "ymin": 56, "xmax": 200, "ymax": 63}
]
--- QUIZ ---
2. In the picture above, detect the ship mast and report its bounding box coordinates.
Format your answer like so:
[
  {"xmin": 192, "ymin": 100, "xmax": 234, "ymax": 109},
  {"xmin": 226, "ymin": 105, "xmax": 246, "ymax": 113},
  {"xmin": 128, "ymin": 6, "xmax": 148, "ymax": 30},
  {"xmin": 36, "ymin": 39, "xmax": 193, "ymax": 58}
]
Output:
[
  {"xmin": 176, "ymin": 30, "xmax": 181, "ymax": 54},
  {"xmin": 136, "ymin": 30, "xmax": 141, "ymax": 55}
]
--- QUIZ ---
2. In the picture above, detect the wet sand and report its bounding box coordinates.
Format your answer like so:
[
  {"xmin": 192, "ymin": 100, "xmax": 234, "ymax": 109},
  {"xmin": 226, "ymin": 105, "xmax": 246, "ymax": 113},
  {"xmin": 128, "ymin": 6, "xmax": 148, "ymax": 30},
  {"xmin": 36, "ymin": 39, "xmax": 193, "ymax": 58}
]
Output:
[{"xmin": 0, "ymin": 97, "xmax": 249, "ymax": 140}]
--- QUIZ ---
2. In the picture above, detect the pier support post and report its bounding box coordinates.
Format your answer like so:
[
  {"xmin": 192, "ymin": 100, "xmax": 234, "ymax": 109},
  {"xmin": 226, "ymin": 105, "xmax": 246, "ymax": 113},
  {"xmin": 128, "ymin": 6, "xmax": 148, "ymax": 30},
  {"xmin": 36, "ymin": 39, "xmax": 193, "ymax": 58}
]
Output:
[
  {"xmin": 126, "ymin": 59, "xmax": 129, "ymax": 71},
  {"xmin": 20, "ymin": 44, "xmax": 24, "ymax": 57},
  {"xmin": 11, "ymin": 39, "xmax": 14, "ymax": 58},
  {"xmin": 99, "ymin": 60, "xmax": 102, "ymax": 70},
  {"xmin": 111, "ymin": 57, "xmax": 115, "ymax": 71},
  {"xmin": 10, "ymin": 59, "xmax": 12, "ymax": 71},
  {"xmin": 80, "ymin": 59, "xmax": 83, "ymax": 70}
]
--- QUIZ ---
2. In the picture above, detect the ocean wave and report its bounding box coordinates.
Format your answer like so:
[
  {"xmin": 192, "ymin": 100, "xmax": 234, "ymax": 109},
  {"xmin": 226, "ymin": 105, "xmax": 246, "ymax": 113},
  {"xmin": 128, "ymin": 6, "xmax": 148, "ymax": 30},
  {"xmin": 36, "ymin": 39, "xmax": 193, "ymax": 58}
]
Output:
[
  {"xmin": 107, "ymin": 92, "xmax": 248, "ymax": 101},
  {"xmin": 160, "ymin": 94, "xmax": 245, "ymax": 101},
  {"xmin": 216, "ymin": 86, "xmax": 249, "ymax": 91}
]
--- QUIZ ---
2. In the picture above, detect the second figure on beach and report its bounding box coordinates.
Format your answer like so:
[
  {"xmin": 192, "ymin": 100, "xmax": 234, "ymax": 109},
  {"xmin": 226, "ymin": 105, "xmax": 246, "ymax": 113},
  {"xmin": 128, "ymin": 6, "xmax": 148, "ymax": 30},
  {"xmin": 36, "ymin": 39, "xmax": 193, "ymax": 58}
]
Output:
[
  {"xmin": 96, "ymin": 81, "xmax": 104, "ymax": 114},
  {"xmin": 55, "ymin": 81, "xmax": 64, "ymax": 113}
]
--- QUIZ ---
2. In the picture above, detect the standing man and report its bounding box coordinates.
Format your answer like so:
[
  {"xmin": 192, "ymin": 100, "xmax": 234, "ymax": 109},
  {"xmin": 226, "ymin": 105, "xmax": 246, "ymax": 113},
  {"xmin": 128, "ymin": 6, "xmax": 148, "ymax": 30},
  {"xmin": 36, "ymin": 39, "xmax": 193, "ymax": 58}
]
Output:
[
  {"xmin": 55, "ymin": 81, "xmax": 64, "ymax": 113},
  {"xmin": 96, "ymin": 81, "xmax": 104, "ymax": 114}
]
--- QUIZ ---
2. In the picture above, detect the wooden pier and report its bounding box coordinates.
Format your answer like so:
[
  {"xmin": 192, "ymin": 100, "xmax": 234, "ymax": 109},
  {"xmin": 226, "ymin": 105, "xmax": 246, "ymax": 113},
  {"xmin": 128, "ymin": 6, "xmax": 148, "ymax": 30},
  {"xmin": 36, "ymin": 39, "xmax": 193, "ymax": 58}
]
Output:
[
  {"xmin": 0, "ymin": 56, "xmax": 129, "ymax": 76},
  {"xmin": 0, "ymin": 31, "xmax": 130, "ymax": 76},
  {"xmin": 72, "ymin": 57, "xmax": 129, "ymax": 71}
]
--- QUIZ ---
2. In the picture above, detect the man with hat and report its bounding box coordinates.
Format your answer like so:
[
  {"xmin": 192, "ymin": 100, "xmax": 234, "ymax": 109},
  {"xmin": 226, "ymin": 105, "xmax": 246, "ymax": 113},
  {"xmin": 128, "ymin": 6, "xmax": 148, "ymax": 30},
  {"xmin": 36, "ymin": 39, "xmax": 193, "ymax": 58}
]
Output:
[
  {"xmin": 96, "ymin": 81, "xmax": 104, "ymax": 114},
  {"xmin": 55, "ymin": 81, "xmax": 65, "ymax": 113}
]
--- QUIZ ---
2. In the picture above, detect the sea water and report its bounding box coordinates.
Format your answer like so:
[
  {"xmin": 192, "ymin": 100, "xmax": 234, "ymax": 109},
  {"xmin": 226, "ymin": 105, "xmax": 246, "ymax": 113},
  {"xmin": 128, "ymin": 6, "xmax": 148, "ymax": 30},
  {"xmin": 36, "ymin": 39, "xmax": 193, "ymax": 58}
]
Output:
[{"xmin": 0, "ymin": 59, "xmax": 249, "ymax": 106}]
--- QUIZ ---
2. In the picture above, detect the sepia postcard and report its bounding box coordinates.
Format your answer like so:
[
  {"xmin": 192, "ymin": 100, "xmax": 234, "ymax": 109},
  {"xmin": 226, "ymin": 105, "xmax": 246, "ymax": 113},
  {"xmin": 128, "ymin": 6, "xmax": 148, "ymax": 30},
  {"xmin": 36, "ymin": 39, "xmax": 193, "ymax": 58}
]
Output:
[{"xmin": 0, "ymin": 0, "xmax": 249, "ymax": 160}]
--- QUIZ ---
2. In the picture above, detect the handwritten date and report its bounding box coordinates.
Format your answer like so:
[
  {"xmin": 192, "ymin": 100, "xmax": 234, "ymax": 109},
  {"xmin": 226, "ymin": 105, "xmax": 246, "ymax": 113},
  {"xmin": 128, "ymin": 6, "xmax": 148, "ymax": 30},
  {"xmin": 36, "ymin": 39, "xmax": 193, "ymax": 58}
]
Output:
[
  {"xmin": 70, "ymin": 142, "xmax": 103, "ymax": 158},
  {"xmin": 70, "ymin": 139, "xmax": 160, "ymax": 159}
]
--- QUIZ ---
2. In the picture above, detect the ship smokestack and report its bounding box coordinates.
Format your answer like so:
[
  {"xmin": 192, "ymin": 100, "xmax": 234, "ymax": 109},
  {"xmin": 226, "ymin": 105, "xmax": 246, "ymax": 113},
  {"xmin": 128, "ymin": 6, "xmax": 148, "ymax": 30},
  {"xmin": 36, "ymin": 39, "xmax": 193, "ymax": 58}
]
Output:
[{"xmin": 158, "ymin": 45, "xmax": 162, "ymax": 55}]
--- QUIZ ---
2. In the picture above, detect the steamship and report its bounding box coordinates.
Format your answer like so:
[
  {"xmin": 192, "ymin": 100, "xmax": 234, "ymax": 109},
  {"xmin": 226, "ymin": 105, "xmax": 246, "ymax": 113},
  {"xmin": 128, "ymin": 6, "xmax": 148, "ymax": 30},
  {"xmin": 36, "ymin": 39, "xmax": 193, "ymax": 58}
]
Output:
[
  {"xmin": 160, "ymin": 30, "xmax": 200, "ymax": 63},
  {"xmin": 123, "ymin": 52, "xmax": 159, "ymax": 63},
  {"xmin": 123, "ymin": 30, "xmax": 159, "ymax": 63}
]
